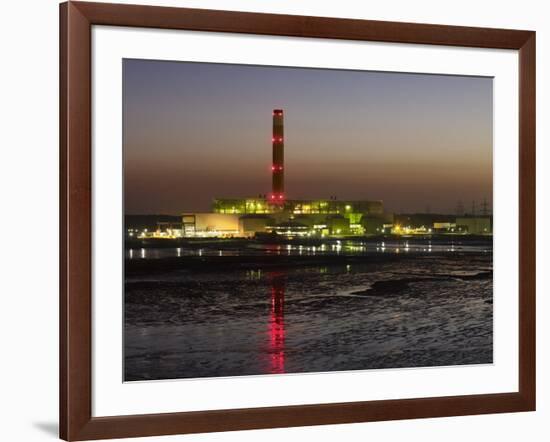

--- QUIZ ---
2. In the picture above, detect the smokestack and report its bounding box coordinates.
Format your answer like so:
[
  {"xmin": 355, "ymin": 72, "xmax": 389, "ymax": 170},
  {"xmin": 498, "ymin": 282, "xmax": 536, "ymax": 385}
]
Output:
[{"xmin": 271, "ymin": 109, "xmax": 284, "ymax": 203}]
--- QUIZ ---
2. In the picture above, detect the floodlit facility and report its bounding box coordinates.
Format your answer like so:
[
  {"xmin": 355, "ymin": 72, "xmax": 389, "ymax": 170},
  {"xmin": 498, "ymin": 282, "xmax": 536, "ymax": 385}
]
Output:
[{"xmin": 181, "ymin": 109, "xmax": 387, "ymax": 238}]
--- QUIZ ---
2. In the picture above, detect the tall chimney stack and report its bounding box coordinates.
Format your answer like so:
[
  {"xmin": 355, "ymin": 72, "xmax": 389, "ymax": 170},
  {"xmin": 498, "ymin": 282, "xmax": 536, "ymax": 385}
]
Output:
[{"xmin": 271, "ymin": 109, "xmax": 284, "ymax": 203}]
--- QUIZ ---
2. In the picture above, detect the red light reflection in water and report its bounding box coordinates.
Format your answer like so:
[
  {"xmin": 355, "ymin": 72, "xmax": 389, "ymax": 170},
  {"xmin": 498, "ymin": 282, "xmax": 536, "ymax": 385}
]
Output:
[{"xmin": 268, "ymin": 272, "xmax": 286, "ymax": 374}]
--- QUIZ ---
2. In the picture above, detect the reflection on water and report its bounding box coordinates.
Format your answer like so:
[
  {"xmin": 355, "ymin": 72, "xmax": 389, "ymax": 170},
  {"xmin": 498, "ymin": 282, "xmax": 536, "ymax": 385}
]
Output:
[
  {"xmin": 268, "ymin": 272, "xmax": 285, "ymax": 374},
  {"xmin": 126, "ymin": 239, "xmax": 490, "ymax": 260}
]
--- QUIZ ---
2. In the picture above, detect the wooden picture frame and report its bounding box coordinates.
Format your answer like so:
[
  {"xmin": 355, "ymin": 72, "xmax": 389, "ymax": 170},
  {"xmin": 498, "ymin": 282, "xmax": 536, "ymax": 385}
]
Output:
[{"xmin": 60, "ymin": 1, "xmax": 536, "ymax": 440}]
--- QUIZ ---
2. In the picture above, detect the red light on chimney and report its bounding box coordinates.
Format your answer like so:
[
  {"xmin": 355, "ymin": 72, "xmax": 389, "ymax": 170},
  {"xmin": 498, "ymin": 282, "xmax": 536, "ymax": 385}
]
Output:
[
  {"xmin": 271, "ymin": 165, "xmax": 275, "ymax": 171},
  {"xmin": 278, "ymin": 195, "xmax": 283, "ymax": 199},
  {"xmin": 271, "ymin": 195, "xmax": 275, "ymax": 199}
]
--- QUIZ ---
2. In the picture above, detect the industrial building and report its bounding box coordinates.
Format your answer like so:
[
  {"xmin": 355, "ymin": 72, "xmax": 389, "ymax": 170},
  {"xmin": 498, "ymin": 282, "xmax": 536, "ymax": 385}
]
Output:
[
  {"xmin": 455, "ymin": 216, "xmax": 492, "ymax": 234},
  {"xmin": 182, "ymin": 109, "xmax": 387, "ymax": 238}
]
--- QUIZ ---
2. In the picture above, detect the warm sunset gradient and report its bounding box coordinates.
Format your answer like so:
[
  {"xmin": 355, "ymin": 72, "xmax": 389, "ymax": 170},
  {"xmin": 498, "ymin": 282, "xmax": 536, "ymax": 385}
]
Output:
[{"xmin": 123, "ymin": 59, "xmax": 492, "ymax": 214}]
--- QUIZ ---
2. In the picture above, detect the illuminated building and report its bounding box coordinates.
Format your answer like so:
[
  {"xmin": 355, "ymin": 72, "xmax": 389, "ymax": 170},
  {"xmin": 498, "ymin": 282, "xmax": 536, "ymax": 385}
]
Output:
[
  {"xmin": 181, "ymin": 213, "xmax": 241, "ymax": 238},
  {"xmin": 212, "ymin": 198, "xmax": 383, "ymax": 216}
]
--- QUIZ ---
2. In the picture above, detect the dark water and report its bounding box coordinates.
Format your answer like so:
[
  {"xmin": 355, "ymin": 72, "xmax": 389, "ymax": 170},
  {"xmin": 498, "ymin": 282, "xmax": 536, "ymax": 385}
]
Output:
[{"xmin": 124, "ymin": 240, "xmax": 493, "ymax": 381}]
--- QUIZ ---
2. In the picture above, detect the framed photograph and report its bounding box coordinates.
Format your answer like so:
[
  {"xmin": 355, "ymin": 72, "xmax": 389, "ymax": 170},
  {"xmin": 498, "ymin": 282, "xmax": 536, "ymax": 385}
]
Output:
[{"xmin": 60, "ymin": 1, "xmax": 536, "ymax": 440}]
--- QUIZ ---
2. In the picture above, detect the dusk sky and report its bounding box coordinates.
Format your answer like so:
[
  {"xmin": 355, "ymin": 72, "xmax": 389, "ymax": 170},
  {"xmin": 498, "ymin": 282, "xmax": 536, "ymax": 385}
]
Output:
[{"xmin": 124, "ymin": 59, "xmax": 493, "ymax": 215}]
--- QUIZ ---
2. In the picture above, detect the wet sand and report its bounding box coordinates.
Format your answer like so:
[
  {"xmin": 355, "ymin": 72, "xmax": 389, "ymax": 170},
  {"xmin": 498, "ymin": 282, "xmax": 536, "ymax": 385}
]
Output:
[{"xmin": 125, "ymin": 245, "xmax": 493, "ymax": 381}]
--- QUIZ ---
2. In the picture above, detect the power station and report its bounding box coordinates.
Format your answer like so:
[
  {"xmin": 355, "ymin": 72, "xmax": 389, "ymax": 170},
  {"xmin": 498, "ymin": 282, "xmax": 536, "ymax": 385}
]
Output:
[{"xmin": 178, "ymin": 109, "xmax": 390, "ymax": 238}]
